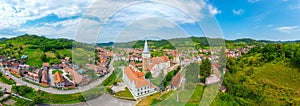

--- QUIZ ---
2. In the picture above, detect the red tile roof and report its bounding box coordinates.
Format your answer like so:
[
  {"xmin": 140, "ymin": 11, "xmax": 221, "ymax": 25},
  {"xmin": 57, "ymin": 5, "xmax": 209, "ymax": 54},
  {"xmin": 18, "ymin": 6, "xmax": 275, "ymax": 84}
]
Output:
[
  {"xmin": 54, "ymin": 72, "xmax": 64, "ymax": 84},
  {"xmin": 171, "ymin": 71, "xmax": 182, "ymax": 88},
  {"xmin": 124, "ymin": 66, "xmax": 149, "ymax": 88}
]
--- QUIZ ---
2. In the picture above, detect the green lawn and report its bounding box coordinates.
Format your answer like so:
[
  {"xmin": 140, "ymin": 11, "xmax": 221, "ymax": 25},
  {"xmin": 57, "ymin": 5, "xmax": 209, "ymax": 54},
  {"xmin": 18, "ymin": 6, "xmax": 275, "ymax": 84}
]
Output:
[
  {"xmin": 101, "ymin": 72, "xmax": 116, "ymax": 86},
  {"xmin": 136, "ymin": 93, "xmax": 161, "ymax": 106},
  {"xmin": 114, "ymin": 87, "xmax": 134, "ymax": 99},
  {"xmin": 114, "ymin": 68, "xmax": 123, "ymax": 82}
]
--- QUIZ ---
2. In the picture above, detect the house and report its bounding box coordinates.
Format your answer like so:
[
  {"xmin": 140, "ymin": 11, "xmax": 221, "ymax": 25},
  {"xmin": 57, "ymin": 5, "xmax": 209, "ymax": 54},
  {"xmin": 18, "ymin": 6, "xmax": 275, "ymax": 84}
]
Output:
[
  {"xmin": 54, "ymin": 72, "xmax": 64, "ymax": 88},
  {"xmin": 170, "ymin": 71, "xmax": 183, "ymax": 90},
  {"xmin": 86, "ymin": 64, "xmax": 108, "ymax": 75},
  {"xmin": 64, "ymin": 66, "xmax": 83, "ymax": 85},
  {"xmin": 40, "ymin": 69, "xmax": 49, "ymax": 86},
  {"xmin": 9, "ymin": 68, "xmax": 20, "ymax": 77},
  {"xmin": 123, "ymin": 66, "xmax": 157, "ymax": 99},
  {"xmin": 65, "ymin": 57, "xmax": 70, "ymax": 62},
  {"xmin": 147, "ymin": 56, "xmax": 170, "ymax": 78},
  {"xmin": 26, "ymin": 71, "xmax": 39, "ymax": 82},
  {"xmin": 42, "ymin": 62, "xmax": 50, "ymax": 68},
  {"xmin": 63, "ymin": 77, "xmax": 75, "ymax": 88}
]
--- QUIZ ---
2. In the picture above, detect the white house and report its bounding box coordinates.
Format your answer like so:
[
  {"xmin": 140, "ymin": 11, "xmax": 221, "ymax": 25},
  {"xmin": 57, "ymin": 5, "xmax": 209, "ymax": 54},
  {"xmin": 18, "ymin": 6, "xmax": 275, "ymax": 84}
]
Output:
[{"xmin": 123, "ymin": 66, "xmax": 157, "ymax": 99}]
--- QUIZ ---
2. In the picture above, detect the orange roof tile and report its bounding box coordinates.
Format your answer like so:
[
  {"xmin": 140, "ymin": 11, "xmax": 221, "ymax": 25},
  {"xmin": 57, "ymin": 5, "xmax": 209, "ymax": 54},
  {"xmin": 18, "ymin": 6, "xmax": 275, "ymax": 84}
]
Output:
[
  {"xmin": 54, "ymin": 72, "xmax": 64, "ymax": 84},
  {"xmin": 124, "ymin": 66, "xmax": 149, "ymax": 88}
]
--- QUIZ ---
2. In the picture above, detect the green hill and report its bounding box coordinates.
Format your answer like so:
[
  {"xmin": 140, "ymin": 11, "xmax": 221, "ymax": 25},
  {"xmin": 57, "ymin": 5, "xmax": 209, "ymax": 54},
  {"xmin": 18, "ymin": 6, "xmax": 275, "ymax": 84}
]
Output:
[
  {"xmin": 0, "ymin": 34, "xmax": 91, "ymax": 67},
  {"xmin": 211, "ymin": 43, "xmax": 300, "ymax": 105},
  {"xmin": 98, "ymin": 36, "xmax": 276, "ymax": 50}
]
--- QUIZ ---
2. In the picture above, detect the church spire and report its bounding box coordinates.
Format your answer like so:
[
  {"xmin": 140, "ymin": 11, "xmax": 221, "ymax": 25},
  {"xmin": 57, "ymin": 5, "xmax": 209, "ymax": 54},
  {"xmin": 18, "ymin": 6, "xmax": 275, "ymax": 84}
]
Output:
[{"xmin": 143, "ymin": 39, "xmax": 150, "ymax": 53}]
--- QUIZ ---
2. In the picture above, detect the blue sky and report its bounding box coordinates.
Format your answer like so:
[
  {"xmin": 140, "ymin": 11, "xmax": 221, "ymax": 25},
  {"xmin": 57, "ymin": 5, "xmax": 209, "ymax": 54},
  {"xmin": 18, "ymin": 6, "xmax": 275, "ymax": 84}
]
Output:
[{"xmin": 0, "ymin": 0, "xmax": 299, "ymax": 42}]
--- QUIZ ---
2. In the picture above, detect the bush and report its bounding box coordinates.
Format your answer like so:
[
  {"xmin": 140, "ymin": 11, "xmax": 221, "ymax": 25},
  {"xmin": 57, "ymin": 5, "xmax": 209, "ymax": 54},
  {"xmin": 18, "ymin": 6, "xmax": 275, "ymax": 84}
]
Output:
[{"xmin": 145, "ymin": 72, "xmax": 152, "ymax": 79}]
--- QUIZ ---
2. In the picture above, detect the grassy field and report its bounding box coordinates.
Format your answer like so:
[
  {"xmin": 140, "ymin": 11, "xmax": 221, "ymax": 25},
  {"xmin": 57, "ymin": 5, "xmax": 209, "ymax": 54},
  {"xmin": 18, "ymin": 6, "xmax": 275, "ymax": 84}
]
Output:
[
  {"xmin": 136, "ymin": 93, "xmax": 161, "ymax": 106},
  {"xmin": 250, "ymin": 63, "xmax": 300, "ymax": 104},
  {"xmin": 0, "ymin": 74, "xmax": 16, "ymax": 85},
  {"xmin": 24, "ymin": 49, "xmax": 44, "ymax": 67},
  {"xmin": 12, "ymin": 85, "xmax": 85, "ymax": 104},
  {"xmin": 211, "ymin": 63, "xmax": 300, "ymax": 105},
  {"xmin": 57, "ymin": 49, "xmax": 72, "ymax": 58},
  {"xmin": 114, "ymin": 68, "xmax": 123, "ymax": 82},
  {"xmin": 137, "ymin": 85, "xmax": 205, "ymax": 106},
  {"xmin": 45, "ymin": 51, "xmax": 56, "ymax": 58},
  {"xmin": 72, "ymin": 48, "xmax": 94, "ymax": 66}
]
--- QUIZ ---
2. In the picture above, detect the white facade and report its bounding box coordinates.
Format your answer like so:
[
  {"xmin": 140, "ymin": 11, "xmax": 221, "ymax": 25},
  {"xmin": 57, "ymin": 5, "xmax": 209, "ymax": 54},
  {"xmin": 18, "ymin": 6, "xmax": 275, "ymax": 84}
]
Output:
[{"xmin": 122, "ymin": 67, "xmax": 156, "ymax": 99}]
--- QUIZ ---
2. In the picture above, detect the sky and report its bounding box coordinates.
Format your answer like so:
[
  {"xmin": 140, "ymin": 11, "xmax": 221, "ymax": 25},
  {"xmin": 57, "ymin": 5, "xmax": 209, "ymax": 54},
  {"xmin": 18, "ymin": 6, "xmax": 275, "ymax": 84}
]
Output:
[{"xmin": 0, "ymin": 0, "xmax": 299, "ymax": 43}]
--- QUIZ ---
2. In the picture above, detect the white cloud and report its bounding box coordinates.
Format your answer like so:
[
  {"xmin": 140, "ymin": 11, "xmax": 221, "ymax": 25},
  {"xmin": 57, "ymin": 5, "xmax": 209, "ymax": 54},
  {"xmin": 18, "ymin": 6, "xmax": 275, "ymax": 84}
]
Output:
[
  {"xmin": 207, "ymin": 4, "xmax": 221, "ymax": 16},
  {"xmin": 275, "ymin": 26, "xmax": 299, "ymax": 33},
  {"xmin": 232, "ymin": 9, "xmax": 244, "ymax": 15},
  {"xmin": 85, "ymin": 0, "xmax": 209, "ymax": 24},
  {"xmin": 0, "ymin": 0, "xmax": 219, "ymax": 42},
  {"xmin": 0, "ymin": 0, "xmax": 95, "ymax": 29},
  {"xmin": 17, "ymin": 18, "xmax": 81, "ymax": 38}
]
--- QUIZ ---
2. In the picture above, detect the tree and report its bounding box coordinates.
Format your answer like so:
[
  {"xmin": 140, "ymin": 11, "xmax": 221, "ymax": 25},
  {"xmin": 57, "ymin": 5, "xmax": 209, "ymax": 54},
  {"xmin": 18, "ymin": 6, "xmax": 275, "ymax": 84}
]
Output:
[
  {"xmin": 40, "ymin": 53, "xmax": 47, "ymax": 62},
  {"xmin": 55, "ymin": 51, "xmax": 61, "ymax": 59},
  {"xmin": 106, "ymin": 87, "xmax": 113, "ymax": 95},
  {"xmin": 33, "ymin": 93, "xmax": 43, "ymax": 104},
  {"xmin": 200, "ymin": 58, "xmax": 211, "ymax": 79},
  {"xmin": 145, "ymin": 72, "xmax": 152, "ymax": 79}
]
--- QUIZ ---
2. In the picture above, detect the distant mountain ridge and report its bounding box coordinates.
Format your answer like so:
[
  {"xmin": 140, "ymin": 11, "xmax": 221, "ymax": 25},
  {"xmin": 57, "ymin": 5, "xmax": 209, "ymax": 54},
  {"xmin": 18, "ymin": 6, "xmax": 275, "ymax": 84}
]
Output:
[{"xmin": 97, "ymin": 37, "xmax": 300, "ymax": 49}]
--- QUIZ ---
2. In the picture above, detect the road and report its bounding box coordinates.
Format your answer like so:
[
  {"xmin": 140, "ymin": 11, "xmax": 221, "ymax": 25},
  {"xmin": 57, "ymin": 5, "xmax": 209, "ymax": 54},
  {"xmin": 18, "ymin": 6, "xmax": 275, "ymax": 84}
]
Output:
[
  {"xmin": 0, "ymin": 58, "xmax": 115, "ymax": 94},
  {"xmin": 0, "ymin": 81, "xmax": 32, "ymax": 101}
]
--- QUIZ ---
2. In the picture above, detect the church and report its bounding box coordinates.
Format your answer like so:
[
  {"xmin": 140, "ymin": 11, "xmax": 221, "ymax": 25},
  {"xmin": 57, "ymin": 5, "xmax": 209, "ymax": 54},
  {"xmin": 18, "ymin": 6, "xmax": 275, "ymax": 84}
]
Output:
[
  {"xmin": 122, "ymin": 40, "xmax": 157, "ymax": 99},
  {"xmin": 142, "ymin": 40, "xmax": 171, "ymax": 78}
]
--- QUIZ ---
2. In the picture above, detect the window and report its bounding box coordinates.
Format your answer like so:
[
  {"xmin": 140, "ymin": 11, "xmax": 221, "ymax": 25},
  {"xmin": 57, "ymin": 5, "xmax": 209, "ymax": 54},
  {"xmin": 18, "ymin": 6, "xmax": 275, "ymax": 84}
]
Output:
[
  {"xmin": 138, "ymin": 93, "xmax": 139, "ymax": 95},
  {"xmin": 144, "ymin": 91, "xmax": 146, "ymax": 93}
]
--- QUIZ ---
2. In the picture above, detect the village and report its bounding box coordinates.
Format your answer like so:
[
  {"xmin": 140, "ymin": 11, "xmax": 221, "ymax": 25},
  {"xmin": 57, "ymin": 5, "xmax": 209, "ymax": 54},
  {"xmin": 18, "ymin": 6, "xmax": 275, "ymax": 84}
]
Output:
[
  {"xmin": 0, "ymin": 40, "xmax": 253, "ymax": 104},
  {"xmin": 110, "ymin": 40, "xmax": 253, "ymax": 100},
  {"xmin": 0, "ymin": 47, "xmax": 113, "ymax": 90}
]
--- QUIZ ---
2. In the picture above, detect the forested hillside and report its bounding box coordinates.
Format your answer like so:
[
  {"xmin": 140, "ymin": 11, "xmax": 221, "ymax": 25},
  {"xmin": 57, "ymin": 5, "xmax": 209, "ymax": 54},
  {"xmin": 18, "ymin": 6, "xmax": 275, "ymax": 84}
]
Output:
[
  {"xmin": 212, "ymin": 43, "xmax": 300, "ymax": 105},
  {"xmin": 0, "ymin": 34, "xmax": 75, "ymax": 67},
  {"xmin": 99, "ymin": 37, "xmax": 275, "ymax": 49}
]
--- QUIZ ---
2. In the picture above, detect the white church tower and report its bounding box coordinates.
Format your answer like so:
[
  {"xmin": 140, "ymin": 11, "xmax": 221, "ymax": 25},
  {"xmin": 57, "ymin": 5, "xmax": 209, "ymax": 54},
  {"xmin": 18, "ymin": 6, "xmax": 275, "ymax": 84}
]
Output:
[{"xmin": 142, "ymin": 39, "xmax": 151, "ymax": 72}]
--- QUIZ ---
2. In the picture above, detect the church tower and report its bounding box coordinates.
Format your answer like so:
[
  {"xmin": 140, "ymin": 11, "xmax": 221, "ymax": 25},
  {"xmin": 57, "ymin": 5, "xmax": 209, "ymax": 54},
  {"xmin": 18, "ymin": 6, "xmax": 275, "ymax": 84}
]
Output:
[{"xmin": 142, "ymin": 39, "xmax": 151, "ymax": 72}]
